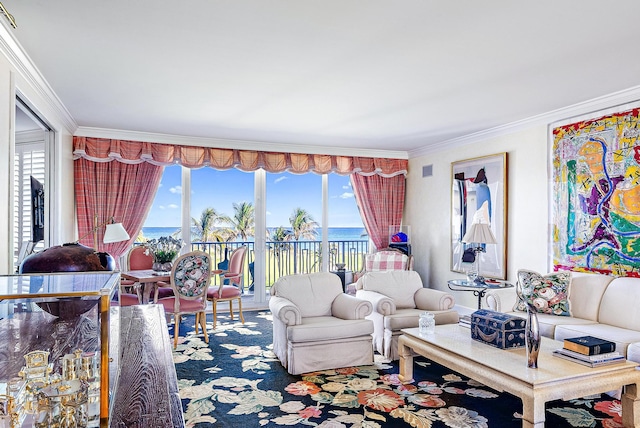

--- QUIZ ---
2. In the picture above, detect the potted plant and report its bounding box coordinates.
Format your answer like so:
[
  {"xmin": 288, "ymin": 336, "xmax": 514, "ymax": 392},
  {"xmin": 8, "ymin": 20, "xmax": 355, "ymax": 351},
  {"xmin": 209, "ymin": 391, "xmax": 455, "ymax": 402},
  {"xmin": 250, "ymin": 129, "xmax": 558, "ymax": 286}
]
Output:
[{"xmin": 145, "ymin": 236, "xmax": 183, "ymax": 273}]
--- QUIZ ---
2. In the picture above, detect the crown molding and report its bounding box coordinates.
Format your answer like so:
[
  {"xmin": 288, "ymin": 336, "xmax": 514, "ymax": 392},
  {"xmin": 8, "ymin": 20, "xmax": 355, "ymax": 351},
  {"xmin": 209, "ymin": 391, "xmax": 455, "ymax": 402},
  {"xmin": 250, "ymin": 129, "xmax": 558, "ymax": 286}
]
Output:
[
  {"xmin": 408, "ymin": 85, "xmax": 640, "ymax": 158},
  {"xmin": 0, "ymin": 20, "xmax": 77, "ymax": 134},
  {"xmin": 74, "ymin": 126, "xmax": 409, "ymax": 159}
]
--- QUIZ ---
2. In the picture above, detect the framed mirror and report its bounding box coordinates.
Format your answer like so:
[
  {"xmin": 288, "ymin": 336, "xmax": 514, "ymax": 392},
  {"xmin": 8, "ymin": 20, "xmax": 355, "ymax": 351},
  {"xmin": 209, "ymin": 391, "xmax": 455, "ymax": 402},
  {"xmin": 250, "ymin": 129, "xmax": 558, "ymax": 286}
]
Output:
[{"xmin": 451, "ymin": 153, "xmax": 508, "ymax": 279}]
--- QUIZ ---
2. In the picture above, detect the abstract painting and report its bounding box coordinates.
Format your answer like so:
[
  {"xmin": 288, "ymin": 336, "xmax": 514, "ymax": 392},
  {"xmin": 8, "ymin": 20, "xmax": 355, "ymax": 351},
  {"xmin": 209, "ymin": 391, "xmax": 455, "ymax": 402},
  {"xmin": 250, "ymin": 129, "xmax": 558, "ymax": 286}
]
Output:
[
  {"xmin": 552, "ymin": 107, "xmax": 640, "ymax": 277},
  {"xmin": 451, "ymin": 153, "xmax": 507, "ymax": 279}
]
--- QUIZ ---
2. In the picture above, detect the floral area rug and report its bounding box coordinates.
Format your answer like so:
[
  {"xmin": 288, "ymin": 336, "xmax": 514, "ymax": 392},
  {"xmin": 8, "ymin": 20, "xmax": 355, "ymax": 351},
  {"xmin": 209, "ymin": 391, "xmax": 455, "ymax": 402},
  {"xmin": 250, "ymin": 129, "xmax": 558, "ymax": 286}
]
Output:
[{"xmin": 171, "ymin": 310, "xmax": 624, "ymax": 427}]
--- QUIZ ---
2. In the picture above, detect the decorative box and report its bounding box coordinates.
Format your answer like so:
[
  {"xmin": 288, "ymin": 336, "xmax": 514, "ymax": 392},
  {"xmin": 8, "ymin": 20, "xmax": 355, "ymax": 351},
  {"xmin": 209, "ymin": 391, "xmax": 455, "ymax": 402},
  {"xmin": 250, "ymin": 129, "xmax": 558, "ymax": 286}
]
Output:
[{"xmin": 470, "ymin": 309, "xmax": 526, "ymax": 349}]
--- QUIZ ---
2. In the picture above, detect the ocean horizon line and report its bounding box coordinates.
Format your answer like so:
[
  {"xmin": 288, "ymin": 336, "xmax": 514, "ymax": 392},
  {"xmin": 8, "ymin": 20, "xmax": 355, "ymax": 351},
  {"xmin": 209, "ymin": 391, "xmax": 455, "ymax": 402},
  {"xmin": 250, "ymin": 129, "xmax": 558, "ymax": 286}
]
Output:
[{"xmin": 141, "ymin": 226, "xmax": 368, "ymax": 241}]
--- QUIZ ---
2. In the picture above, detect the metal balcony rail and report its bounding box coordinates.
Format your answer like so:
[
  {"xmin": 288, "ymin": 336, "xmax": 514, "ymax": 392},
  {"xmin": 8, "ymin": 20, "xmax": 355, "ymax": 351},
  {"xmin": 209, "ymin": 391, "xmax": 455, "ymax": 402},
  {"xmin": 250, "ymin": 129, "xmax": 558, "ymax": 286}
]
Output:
[{"xmin": 190, "ymin": 239, "xmax": 369, "ymax": 293}]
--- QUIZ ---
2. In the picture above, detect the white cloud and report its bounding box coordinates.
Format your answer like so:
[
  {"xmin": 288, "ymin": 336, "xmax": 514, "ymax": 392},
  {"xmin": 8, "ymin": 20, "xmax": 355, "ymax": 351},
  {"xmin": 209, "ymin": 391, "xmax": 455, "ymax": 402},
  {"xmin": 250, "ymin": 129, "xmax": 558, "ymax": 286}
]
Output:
[
  {"xmin": 169, "ymin": 185, "xmax": 182, "ymax": 194},
  {"xmin": 342, "ymin": 183, "xmax": 352, "ymax": 190},
  {"xmin": 168, "ymin": 204, "xmax": 179, "ymax": 209},
  {"xmin": 274, "ymin": 176, "xmax": 287, "ymax": 183},
  {"xmin": 159, "ymin": 205, "xmax": 166, "ymax": 210},
  {"xmin": 266, "ymin": 211, "xmax": 271, "ymax": 216},
  {"xmin": 339, "ymin": 192, "xmax": 354, "ymax": 199}
]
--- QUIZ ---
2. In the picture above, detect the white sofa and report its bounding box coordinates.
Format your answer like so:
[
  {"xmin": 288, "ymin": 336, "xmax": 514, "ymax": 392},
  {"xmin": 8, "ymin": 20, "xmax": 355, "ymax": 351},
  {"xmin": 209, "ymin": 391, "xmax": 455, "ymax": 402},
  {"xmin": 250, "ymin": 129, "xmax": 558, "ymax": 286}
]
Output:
[
  {"xmin": 486, "ymin": 272, "xmax": 640, "ymax": 362},
  {"xmin": 355, "ymin": 270, "xmax": 459, "ymax": 360},
  {"xmin": 269, "ymin": 272, "xmax": 374, "ymax": 375}
]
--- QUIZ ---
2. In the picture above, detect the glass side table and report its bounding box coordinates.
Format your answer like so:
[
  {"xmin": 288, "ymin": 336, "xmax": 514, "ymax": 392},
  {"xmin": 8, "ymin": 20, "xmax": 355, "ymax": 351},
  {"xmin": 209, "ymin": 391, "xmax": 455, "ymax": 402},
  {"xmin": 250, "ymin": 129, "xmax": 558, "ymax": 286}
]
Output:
[{"xmin": 447, "ymin": 279, "xmax": 513, "ymax": 310}]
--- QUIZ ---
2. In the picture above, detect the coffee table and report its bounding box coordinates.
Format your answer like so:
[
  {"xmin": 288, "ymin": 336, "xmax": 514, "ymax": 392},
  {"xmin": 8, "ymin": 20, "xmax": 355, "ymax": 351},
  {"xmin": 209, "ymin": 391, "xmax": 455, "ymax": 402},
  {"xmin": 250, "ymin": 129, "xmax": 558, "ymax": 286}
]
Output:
[{"xmin": 398, "ymin": 324, "xmax": 640, "ymax": 427}]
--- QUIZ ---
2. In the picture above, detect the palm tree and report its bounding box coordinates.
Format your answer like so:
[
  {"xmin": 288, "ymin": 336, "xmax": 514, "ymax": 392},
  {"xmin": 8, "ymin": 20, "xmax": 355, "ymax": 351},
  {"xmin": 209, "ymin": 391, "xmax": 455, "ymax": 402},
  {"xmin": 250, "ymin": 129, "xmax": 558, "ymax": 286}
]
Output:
[
  {"xmin": 289, "ymin": 208, "xmax": 318, "ymax": 272},
  {"xmin": 228, "ymin": 201, "xmax": 255, "ymax": 241},
  {"xmin": 289, "ymin": 207, "xmax": 318, "ymax": 241},
  {"xmin": 191, "ymin": 207, "xmax": 231, "ymax": 243},
  {"xmin": 270, "ymin": 226, "xmax": 292, "ymax": 276}
]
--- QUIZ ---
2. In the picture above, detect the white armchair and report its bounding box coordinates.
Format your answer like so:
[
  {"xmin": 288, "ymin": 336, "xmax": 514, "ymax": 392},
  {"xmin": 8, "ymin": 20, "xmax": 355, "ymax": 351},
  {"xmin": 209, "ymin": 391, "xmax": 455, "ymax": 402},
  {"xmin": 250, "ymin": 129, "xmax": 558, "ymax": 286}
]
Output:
[
  {"xmin": 269, "ymin": 272, "xmax": 374, "ymax": 375},
  {"xmin": 355, "ymin": 270, "xmax": 459, "ymax": 360}
]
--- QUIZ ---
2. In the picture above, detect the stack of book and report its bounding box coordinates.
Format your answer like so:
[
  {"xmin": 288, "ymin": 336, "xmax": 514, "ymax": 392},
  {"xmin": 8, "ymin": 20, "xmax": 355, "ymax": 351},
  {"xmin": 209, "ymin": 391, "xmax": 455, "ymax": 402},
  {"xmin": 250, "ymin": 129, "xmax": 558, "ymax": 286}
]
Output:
[{"xmin": 553, "ymin": 335, "xmax": 624, "ymax": 367}]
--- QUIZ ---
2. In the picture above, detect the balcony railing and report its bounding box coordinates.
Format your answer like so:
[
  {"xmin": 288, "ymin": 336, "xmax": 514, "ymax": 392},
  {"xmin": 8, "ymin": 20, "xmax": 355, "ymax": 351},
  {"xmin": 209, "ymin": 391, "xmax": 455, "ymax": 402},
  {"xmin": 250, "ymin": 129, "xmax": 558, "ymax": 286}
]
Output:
[{"xmin": 190, "ymin": 239, "xmax": 369, "ymax": 292}]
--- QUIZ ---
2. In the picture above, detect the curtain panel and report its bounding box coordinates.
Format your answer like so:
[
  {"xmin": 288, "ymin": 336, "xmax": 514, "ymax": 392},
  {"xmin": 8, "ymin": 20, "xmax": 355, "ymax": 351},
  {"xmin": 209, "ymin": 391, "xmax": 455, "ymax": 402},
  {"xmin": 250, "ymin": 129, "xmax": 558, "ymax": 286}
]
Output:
[
  {"xmin": 74, "ymin": 158, "xmax": 164, "ymax": 262},
  {"xmin": 351, "ymin": 174, "xmax": 406, "ymax": 250},
  {"xmin": 73, "ymin": 137, "xmax": 408, "ymax": 177}
]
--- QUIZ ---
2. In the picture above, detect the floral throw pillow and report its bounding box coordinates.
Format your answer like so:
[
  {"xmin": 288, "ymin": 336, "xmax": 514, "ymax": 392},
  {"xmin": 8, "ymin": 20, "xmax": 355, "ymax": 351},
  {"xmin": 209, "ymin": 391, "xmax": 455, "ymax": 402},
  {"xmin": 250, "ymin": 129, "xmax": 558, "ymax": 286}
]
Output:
[{"xmin": 514, "ymin": 270, "xmax": 572, "ymax": 316}]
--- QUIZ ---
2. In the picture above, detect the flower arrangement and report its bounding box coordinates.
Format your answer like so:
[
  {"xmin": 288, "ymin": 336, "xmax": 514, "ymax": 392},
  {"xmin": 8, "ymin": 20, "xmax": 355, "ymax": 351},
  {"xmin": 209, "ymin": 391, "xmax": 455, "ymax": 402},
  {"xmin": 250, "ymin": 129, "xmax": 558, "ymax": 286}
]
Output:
[{"xmin": 145, "ymin": 236, "xmax": 183, "ymax": 264}]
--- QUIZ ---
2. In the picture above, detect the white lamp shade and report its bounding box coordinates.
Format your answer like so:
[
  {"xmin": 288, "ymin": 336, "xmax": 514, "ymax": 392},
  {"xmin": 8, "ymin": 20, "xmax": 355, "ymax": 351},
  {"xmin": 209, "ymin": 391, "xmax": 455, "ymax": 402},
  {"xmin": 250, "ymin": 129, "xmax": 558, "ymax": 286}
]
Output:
[
  {"xmin": 462, "ymin": 222, "xmax": 497, "ymax": 245},
  {"xmin": 103, "ymin": 222, "xmax": 130, "ymax": 244}
]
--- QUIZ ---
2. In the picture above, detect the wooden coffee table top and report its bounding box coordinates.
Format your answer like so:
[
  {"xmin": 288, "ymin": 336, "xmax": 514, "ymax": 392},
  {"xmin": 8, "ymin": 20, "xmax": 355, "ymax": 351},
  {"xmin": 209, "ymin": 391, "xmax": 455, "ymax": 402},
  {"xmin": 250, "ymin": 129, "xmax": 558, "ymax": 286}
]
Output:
[{"xmin": 401, "ymin": 324, "xmax": 638, "ymax": 386}]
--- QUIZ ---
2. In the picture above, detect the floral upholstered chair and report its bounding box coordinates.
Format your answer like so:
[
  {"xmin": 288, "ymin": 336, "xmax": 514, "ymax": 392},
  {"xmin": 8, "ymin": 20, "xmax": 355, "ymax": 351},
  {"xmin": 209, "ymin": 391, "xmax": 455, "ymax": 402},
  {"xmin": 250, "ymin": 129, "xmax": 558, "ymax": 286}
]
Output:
[{"xmin": 157, "ymin": 251, "xmax": 212, "ymax": 348}]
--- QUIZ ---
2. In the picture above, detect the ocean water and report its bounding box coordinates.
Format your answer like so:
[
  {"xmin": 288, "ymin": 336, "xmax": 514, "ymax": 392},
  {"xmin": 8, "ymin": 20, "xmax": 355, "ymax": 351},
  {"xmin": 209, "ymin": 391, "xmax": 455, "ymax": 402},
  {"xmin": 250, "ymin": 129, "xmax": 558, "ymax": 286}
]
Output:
[{"xmin": 141, "ymin": 226, "xmax": 368, "ymax": 242}]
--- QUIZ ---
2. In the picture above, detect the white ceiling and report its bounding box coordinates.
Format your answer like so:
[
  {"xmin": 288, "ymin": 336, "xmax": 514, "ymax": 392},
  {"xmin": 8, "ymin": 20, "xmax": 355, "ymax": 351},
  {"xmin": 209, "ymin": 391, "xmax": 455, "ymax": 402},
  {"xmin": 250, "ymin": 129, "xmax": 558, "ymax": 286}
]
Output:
[{"xmin": 5, "ymin": 1, "xmax": 640, "ymax": 154}]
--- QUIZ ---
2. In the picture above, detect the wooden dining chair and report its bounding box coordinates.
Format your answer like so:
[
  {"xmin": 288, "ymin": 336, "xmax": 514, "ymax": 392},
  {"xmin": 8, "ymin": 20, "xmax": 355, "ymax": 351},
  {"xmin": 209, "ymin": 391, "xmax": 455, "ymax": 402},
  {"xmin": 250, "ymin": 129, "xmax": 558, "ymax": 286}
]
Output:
[
  {"xmin": 207, "ymin": 245, "xmax": 246, "ymax": 329},
  {"xmin": 157, "ymin": 251, "xmax": 212, "ymax": 348},
  {"xmin": 119, "ymin": 245, "xmax": 154, "ymax": 306}
]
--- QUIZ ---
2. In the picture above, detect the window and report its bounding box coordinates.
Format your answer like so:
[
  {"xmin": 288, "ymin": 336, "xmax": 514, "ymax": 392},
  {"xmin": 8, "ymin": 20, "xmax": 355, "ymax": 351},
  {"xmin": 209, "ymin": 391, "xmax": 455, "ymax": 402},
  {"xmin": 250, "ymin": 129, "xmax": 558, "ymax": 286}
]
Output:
[{"xmin": 13, "ymin": 139, "xmax": 45, "ymax": 267}]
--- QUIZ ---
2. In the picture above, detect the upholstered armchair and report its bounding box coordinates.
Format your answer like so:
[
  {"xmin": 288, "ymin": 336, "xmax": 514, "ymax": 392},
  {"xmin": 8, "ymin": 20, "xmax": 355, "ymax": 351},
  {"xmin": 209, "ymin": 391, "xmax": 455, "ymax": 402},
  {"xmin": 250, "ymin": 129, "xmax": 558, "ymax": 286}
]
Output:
[
  {"xmin": 355, "ymin": 270, "xmax": 459, "ymax": 360},
  {"xmin": 269, "ymin": 272, "xmax": 374, "ymax": 375}
]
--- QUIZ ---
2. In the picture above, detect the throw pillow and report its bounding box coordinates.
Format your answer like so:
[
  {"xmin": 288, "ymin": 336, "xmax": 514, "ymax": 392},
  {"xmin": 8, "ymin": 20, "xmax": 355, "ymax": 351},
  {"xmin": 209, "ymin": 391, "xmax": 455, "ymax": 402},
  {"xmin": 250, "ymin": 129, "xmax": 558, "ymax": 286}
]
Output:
[{"xmin": 513, "ymin": 270, "xmax": 572, "ymax": 316}]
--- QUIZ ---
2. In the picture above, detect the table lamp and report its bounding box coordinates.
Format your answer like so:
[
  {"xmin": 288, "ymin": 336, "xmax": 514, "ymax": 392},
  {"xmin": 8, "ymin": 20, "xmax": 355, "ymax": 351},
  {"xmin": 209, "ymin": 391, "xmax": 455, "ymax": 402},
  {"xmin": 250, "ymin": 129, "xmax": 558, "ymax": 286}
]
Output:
[
  {"xmin": 79, "ymin": 215, "xmax": 130, "ymax": 250},
  {"xmin": 462, "ymin": 220, "xmax": 497, "ymax": 283}
]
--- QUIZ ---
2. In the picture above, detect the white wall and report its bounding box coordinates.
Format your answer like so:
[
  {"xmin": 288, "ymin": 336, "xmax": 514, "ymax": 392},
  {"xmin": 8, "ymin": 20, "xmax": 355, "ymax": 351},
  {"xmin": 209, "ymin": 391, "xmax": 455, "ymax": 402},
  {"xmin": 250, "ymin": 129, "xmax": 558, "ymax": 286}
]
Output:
[
  {"xmin": 405, "ymin": 125, "xmax": 550, "ymax": 310},
  {"xmin": 0, "ymin": 27, "xmax": 76, "ymax": 273}
]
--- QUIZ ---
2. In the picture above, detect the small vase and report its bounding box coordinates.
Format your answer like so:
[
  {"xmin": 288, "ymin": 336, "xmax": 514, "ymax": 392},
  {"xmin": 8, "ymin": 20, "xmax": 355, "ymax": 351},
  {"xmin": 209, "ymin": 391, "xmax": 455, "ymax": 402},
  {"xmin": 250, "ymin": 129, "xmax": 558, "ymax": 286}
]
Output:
[
  {"xmin": 152, "ymin": 262, "xmax": 172, "ymax": 273},
  {"xmin": 525, "ymin": 302, "xmax": 540, "ymax": 369},
  {"xmin": 419, "ymin": 312, "xmax": 435, "ymax": 335}
]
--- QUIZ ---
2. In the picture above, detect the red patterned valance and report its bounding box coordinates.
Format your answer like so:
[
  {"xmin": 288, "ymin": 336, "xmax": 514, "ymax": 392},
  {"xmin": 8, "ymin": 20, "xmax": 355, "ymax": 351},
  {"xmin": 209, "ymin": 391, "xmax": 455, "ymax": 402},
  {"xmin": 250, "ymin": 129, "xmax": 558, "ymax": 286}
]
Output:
[{"xmin": 72, "ymin": 137, "xmax": 407, "ymax": 177}]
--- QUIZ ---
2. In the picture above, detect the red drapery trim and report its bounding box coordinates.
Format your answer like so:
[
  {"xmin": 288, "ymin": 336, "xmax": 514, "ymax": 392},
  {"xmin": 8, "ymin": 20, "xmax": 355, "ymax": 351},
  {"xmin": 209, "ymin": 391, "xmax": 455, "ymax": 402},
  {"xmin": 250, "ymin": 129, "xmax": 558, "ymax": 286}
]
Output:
[
  {"xmin": 350, "ymin": 174, "xmax": 406, "ymax": 250},
  {"xmin": 74, "ymin": 157, "xmax": 164, "ymax": 263},
  {"xmin": 73, "ymin": 137, "xmax": 408, "ymax": 177}
]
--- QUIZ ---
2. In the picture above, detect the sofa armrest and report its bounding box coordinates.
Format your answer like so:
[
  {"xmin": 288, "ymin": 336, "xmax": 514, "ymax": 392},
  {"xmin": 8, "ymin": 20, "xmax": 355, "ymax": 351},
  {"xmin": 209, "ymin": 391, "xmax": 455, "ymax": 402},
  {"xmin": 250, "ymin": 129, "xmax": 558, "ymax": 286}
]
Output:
[
  {"xmin": 268, "ymin": 295, "xmax": 302, "ymax": 326},
  {"xmin": 484, "ymin": 288, "xmax": 518, "ymax": 312},
  {"xmin": 414, "ymin": 288, "xmax": 455, "ymax": 311},
  {"xmin": 332, "ymin": 293, "xmax": 373, "ymax": 320},
  {"xmin": 355, "ymin": 289, "xmax": 396, "ymax": 316}
]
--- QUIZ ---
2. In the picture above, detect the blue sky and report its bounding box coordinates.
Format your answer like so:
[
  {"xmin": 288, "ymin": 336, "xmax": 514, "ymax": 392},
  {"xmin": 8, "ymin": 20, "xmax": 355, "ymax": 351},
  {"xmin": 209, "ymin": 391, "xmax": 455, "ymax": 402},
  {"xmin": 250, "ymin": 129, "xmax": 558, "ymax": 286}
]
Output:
[{"xmin": 144, "ymin": 166, "xmax": 364, "ymax": 228}]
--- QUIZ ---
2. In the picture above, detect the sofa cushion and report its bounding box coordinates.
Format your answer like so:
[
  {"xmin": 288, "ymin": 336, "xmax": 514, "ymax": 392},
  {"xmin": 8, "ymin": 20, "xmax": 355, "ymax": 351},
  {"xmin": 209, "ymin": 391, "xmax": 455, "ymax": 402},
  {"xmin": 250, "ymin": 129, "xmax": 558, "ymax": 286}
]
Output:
[
  {"xmin": 553, "ymin": 323, "xmax": 640, "ymax": 357},
  {"xmin": 360, "ymin": 271, "xmax": 423, "ymax": 309},
  {"xmin": 515, "ymin": 270, "xmax": 572, "ymax": 316},
  {"xmin": 286, "ymin": 316, "xmax": 373, "ymax": 343},
  {"xmin": 598, "ymin": 277, "xmax": 640, "ymax": 331},
  {"xmin": 565, "ymin": 272, "xmax": 613, "ymax": 321},
  {"xmin": 626, "ymin": 342, "xmax": 640, "ymax": 364},
  {"xmin": 504, "ymin": 311, "xmax": 597, "ymax": 338}
]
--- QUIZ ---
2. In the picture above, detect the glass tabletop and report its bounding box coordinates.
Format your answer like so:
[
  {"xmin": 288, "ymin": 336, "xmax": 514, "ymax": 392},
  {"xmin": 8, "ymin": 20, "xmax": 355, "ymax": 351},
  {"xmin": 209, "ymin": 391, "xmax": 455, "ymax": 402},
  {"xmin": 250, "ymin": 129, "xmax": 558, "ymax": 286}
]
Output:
[{"xmin": 448, "ymin": 279, "xmax": 513, "ymax": 289}]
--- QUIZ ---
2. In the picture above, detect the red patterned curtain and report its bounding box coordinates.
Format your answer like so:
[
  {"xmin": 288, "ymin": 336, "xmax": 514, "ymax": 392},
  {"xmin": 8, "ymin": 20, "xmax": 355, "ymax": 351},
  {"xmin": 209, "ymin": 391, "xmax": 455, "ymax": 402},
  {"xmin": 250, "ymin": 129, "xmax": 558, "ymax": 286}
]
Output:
[
  {"xmin": 73, "ymin": 137, "xmax": 408, "ymax": 261},
  {"xmin": 72, "ymin": 137, "xmax": 408, "ymax": 177},
  {"xmin": 351, "ymin": 174, "xmax": 406, "ymax": 250},
  {"xmin": 74, "ymin": 157, "xmax": 164, "ymax": 262}
]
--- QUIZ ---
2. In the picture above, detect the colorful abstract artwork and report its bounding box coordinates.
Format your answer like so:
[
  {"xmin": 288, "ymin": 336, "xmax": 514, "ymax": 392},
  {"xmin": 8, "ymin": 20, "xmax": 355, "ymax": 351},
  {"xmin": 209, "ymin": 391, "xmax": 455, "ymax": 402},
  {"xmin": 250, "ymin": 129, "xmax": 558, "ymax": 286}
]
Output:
[{"xmin": 552, "ymin": 107, "xmax": 640, "ymax": 277}]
